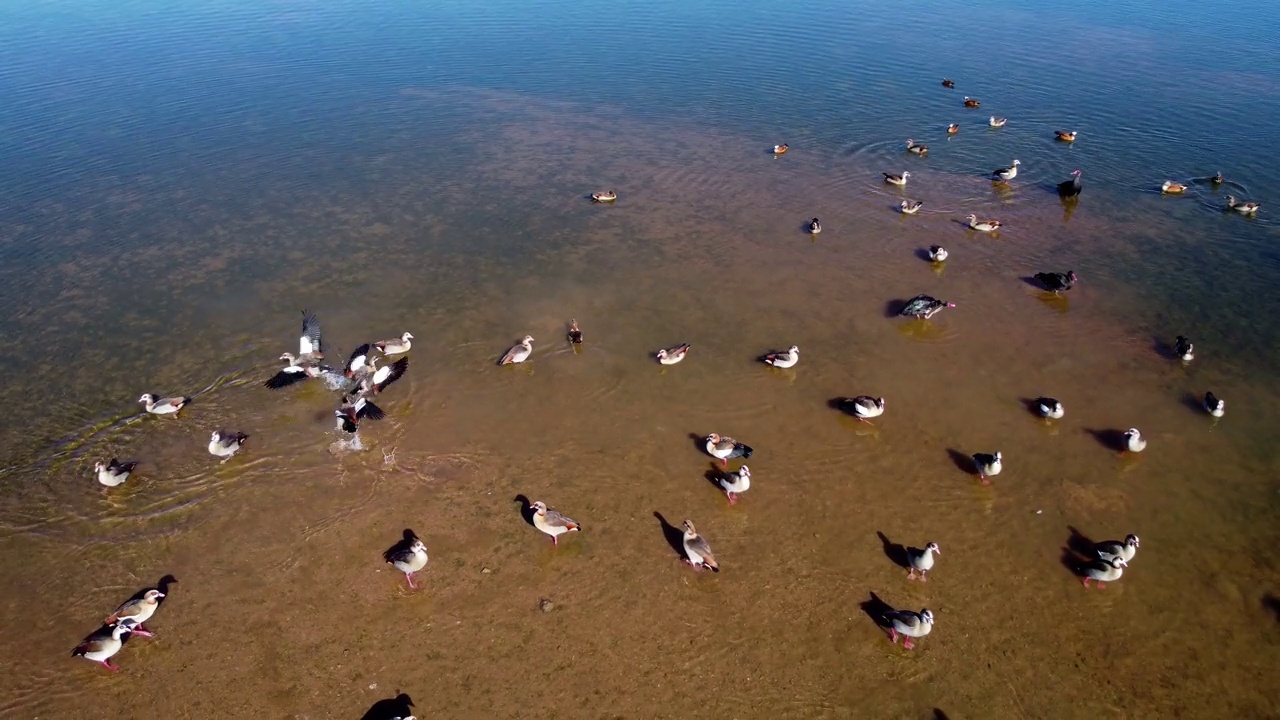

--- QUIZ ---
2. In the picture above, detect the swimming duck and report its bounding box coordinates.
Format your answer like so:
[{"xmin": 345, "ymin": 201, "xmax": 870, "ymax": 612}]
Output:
[
  {"xmin": 1174, "ymin": 335, "xmax": 1194, "ymax": 361},
  {"xmin": 71, "ymin": 621, "xmax": 134, "ymax": 672},
  {"xmin": 1055, "ymin": 130, "xmax": 1078, "ymax": 142},
  {"xmin": 591, "ymin": 190, "xmax": 617, "ymax": 202},
  {"xmin": 1057, "ymin": 169, "xmax": 1083, "ymax": 198},
  {"xmin": 344, "ymin": 343, "xmax": 373, "ymax": 378},
  {"xmin": 883, "ymin": 608, "xmax": 933, "ymax": 650},
  {"xmin": 772, "ymin": 144, "xmax": 789, "ymax": 155},
  {"xmin": 94, "ymin": 458, "xmax": 138, "ymax": 488},
  {"xmin": 1225, "ymin": 195, "xmax": 1260, "ymax": 214},
  {"xmin": 295, "ymin": 310, "xmax": 323, "ymax": 361},
  {"xmin": 843, "ymin": 396, "xmax": 886, "ymax": 422},
  {"xmin": 1123, "ymin": 428, "xmax": 1146, "ymax": 453},
  {"xmin": 947, "ymin": 123, "xmax": 959, "ymax": 135},
  {"xmin": 655, "ymin": 343, "xmax": 690, "ymax": 365},
  {"xmin": 705, "ymin": 433, "xmax": 753, "ymax": 467},
  {"xmin": 384, "ymin": 530, "xmax": 429, "ymax": 589},
  {"xmin": 942, "ymin": 79, "xmax": 955, "ymax": 88},
  {"xmin": 1211, "ymin": 171, "xmax": 1224, "ymax": 184},
  {"xmin": 1094, "ymin": 534, "xmax": 1140, "ymax": 564},
  {"xmin": 1078, "ymin": 556, "xmax": 1127, "ymax": 589},
  {"xmin": 906, "ymin": 139, "xmax": 928, "ymax": 156},
  {"xmin": 1204, "ymin": 392, "xmax": 1225, "ymax": 417},
  {"xmin": 900, "ymin": 199, "xmax": 923, "ymax": 214},
  {"xmin": 972, "ymin": 451, "xmax": 1002, "ymax": 484},
  {"xmin": 760, "ymin": 345, "xmax": 799, "ymax": 369},
  {"xmin": 681, "ymin": 520, "xmax": 719, "ymax": 572},
  {"xmin": 907, "ymin": 542, "xmax": 940, "ymax": 582},
  {"xmin": 567, "ymin": 319, "xmax": 583, "ymax": 344},
  {"xmin": 965, "ymin": 214, "xmax": 1002, "ymax": 232},
  {"xmin": 361, "ymin": 356, "xmax": 409, "ymax": 395},
  {"xmin": 1034, "ymin": 270, "xmax": 1078, "ymax": 294},
  {"xmin": 992, "ymin": 159, "xmax": 1021, "ymax": 182},
  {"xmin": 1035, "ymin": 397, "xmax": 1065, "ymax": 419},
  {"xmin": 883, "ymin": 171, "xmax": 911, "ymax": 186},
  {"xmin": 336, "ymin": 392, "xmax": 385, "ymax": 433},
  {"xmin": 374, "ymin": 332, "xmax": 414, "ymax": 356},
  {"xmin": 809, "ymin": 218, "xmax": 822, "ymax": 234},
  {"xmin": 898, "ymin": 294, "xmax": 955, "ymax": 319},
  {"xmin": 963, "ymin": 96, "xmax": 980, "ymax": 108},
  {"xmin": 530, "ymin": 500, "xmax": 581, "ymax": 546},
  {"xmin": 1161, "ymin": 180, "xmax": 1188, "ymax": 194},
  {"xmin": 105, "ymin": 589, "xmax": 165, "ymax": 636},
  {"xmin": 138, "ymin": 393, "xmax": 190, "ymax": 416},
  {"xmin": 207, "ymin": 430, "xmax": 248, "ymax": 462},
  {"xmin": 928, "ymin": 245, "xmax": 947, "ymax": 262},
  {"xmin": 717, "ymin": 465, "xmax": 751, "ymax": 505},
  {"xmin": 498, "ymin": 335, "xmax": 535, "ymax": 365},
  {"xmin": 988, "ymin": 116, "xmax": 1007, "ymax": 128}
]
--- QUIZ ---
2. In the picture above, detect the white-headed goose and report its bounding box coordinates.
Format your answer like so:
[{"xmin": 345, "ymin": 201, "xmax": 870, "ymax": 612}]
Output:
[
  {"xmin": 94, "ymin": 458, "xmax": 138, "ymax": 487},
  {"xmin": 907, "ymin": 542, "xmax": 940, "ymax": 582},
  {"xmin": 883, "ymin": 608, "xmax": 933, "ymax": 650},
  {"xmin": 71, "ymin": 621, "xmax": 134, "ymax": 671},
  {"xmin": 717, "ymin": 465, "xmax": 750, "ymax": 505},
  {"xmin": 138, "ymin": 393, "xmax": 190, "ymax": 416},
  {"xmin": 988, "ymin": 116, "xmax": 1007, "ymax": 128},
  {"xmin": 384, "ymin": 529, "xmax": 429, "ymax": 589},
  {"xmin": 759, "ymin": 345, "xmax": 799, "ymax": 369},
  {"xmin": 656, "ymin": 343, "xmax": 690, "ymax": 365},
  {"xmin": 208, "ymin": 430, "xmax": 248, "ymax": 462},
  {"xmin": 906, "ymin": 139, "xmax": 928, "ymax": 155},
  {"xmin": 884, "ymin": 171, "xmax": 911, "ymax": 186},
  {"xmin": 900, "ymin": 199, "xmax": 923, "ymax": 214},
  {"xmin": 530, "ymin": 501, "xmax": 581, "ymax": 545},
  {"xmin": 499, "ymin": 335, "xmax": 534, "ymax": 365},
  {"xmin": 972, "ymin": 451, "xmax": 1002, "ymax": 484},
  {"xmin": 1226, "ymin": 195, "xmax": 1260, "ymax": 214},
  {"xmin": 1204, "ymin": 392, "xmax": 1225, "ymax": 418},
  {"xmin": 992, "ymin": 159, "xmax": 1021, "ymax": 182},
  {"xmin": 966, "ymin": 214, "xmax": 1002, "ymax": 232},
  {"xmin": 374, "ymin": 332, "xmax": 414, "ymax": 356}
]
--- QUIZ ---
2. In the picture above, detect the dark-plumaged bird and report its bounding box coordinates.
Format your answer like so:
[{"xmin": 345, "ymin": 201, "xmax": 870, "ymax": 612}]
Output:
[
  {"xmin": 1058, "ymin": 169, "xmax": 1083, "ymax": 198},
  {"xmin": 898, "ymin": 294, "xmax": 955, "ymax": 320},
  {"xmin": 1034, "ymin": 271, "xmax": 1078, "ymax": 294}
]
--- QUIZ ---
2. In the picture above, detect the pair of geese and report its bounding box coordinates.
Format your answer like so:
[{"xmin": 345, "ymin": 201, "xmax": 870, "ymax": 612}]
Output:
[
  {"xmin": 131, "ymin": 393, "xmax": 250, "ymax": 466},
  {"xmin": 71, "ymin": 586, "xmax": 167, "ymax": 671}
]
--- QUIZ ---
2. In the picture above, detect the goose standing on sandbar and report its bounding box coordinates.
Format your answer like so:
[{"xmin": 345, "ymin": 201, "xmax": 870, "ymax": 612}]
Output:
[
  {"xmin": 105, "ymin": 589, "xmax": 165, "ymax": 636},
  {"xmin": 138, "ymin": 393, "xmax": 190, "ymax": 416},
  {"xmin": 655, "ymin": 343, "xmax": 690, "ymax": 365},
  {"xmin": 901, "ymin": 200, "xmax": 923, "ymax": 214},
  {"xmin": 1204, "ymin": 392, "xmax": 1225, "ymax": 417},
  {"xmin": 705, "ymin": 433, "xmax": 753, "ymax": 467},
  {"xmin": 499, "ymin": 335, "xmax": 535, "ymax": 365},
  {"xmin": 884, "ymin": 171, "xmax": 911, "ymax": 186},
  {"xmin": 898, "ymin": 294, "xmax": 955, "ymax": 320},
  {"xmin": 71, "ymin": 621, "xmax": 135, "ymax": 672},
  {"xmin": 1058, "ymin": 169, "xmax": 1083, "ymax": 198},
  {"xmin": 1078, "ymin": 556, "xmax": 1127, "ymax": 589},
  {"xmin": 384, "ymin": 530, "xmax": 429, "ymax": 589},
  {"xmin": 530, "ymin": 501, "xmax": 581, "ymax": 546},
  {"xmin": 1174, "ymin": 335, "xmax": 1194, "ymax": 362},
  {"xmin": 208, "ymin": 431, "xmax": 248, "ymax": 463},
  {"xmin": 94, "ymin": 458, "xmax": 138, "ymax": 487},
  {"xmin": 374, "ymin": 332, "xmax": 414, "ymax": 356},
  {"xmin": 992, "ymin": 159, "xmax": 1021, "ymax": 182},
  {"xmin": 907, "ymin": 542, "xmax": 940, "ymax": 582},
  {"xmin": 681, "ymin": 520, "xmax": 720, "ymax": 572},
  {"xmin": 1034, "ymin": 270, "xmax": 1078, "ymax": 294},
  {"xmin": 1035, "ymin": 397, "xmax": 1065, "ymax": 419},
  {"xmin": 717, "ymin": 465, "xmax": 751, "ymax": 505},
  {"xmin": 972, "ymin": 451, "xmax": 1002, "ymax": 484},
  {"xmin": 1123, "ymin": 428, "xmax": 1147, "ymax": 453},
  {"xmin": 883, "ymin": 608, "xmax": 933, "ymax": 650},
  {"xmin": 760, "ymin": 345, "xmax": 799, "ymax": 369},
  {"xmin": 1094, "ymin": 534, "xmax": 1139, "ymax": 564}
]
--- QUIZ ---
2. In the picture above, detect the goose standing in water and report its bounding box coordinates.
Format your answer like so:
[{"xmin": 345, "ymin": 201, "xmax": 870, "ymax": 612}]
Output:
[
  {"xmin": 138, "ymin": 393, "xmax": 191, "ymax": 416},
  {"xmin": 681, "ymin": 520, "xmax": 720, "ymax": 572},
  {"xmin": 1174, "ymin": 335, "xmax": 1194, "ymax": 362},
  {"xmin": 94, "ymin": 458, "xmax": 138, "ymax": 488},
  {"xmin": 884, "ymin": 171, "xmax": 911, "ymax": 186},
  {"xmin": 906, "ymin": 139, "xmax": 928, "ymax": 156},
  {"xmin": 207, "ymin": 430, "xmax": 248, "ymax": 463},
  {"xmin": 384, "ymin": 530, "xmax": 429, "ymax": 589},
  {"xmin": 1035, "ymin": 397, "xmax": 1065, "ymax": 419},
  {"xmin": 947, "ymin": 123, "xmax": 959, "ymax": 135},
  {"xmin": 965, "ymin": 214, "xmax": 1002, "ymax": 232},
  {"xmin": 1078, "ymin": 556, "xmax": 1127, "ymax": 589},
  {"xmin": 841, "ymin": 396, "xmax": 885, "ymax": 422},
  {"xmin": 1225, "ymin": 195, "xmax": 1260, "ymax": 214},
  {"xmin": 1055, "ymin": 130, "xmax": 1078, "ymax": 142},
  {"xmin": 928, "ymin": 245, "xmax": 948, "ymax": 262},
  {"xmin": 717, "ymin": 465, "xmax": 751, "ymax": 505},
  {"xmin": 105, "ymin": 589, "xmax": 165, "ymax": 636},
  {"xmin": 988, "ymin": 116, "xmax": 1007, "ymax": 128},
  {"xmin": 900, "ymin": 199, "xmax": 923, "ymax": 214},
  {"xmin": 1123, "ymin": 428, "xmax": 1147, "ymax": 453},
  {"xmin": 705, "ymin": 433, "xmax": 753, "ymax": 467},
  {"xmin": 1057, "ymin": 169, "xmax": 1083, "ymax": 198},
  {"xmin": 760, "ymin": 345, "xmax": 799, "ymax": 369},
  {"xmin": 1204, "ymin": 392, "xmax": 1225, "ymax": 417},
  {"xmin": 1034, "ymin": 270, "xmax": 1078, "ymax": 294},
  {"xmin": 530, "ymin": 500, "xmax": 581, "ymax": 546},
  {"xmin": 374, "ymin": 332, "xmax": 414, "ymax": 356},
  {"xmin": 498, "ymin": 335, "xmax": 535, "ymax": 365},
  {"xmin": 898, "ymin": 294, "xmax": 955, "ymax": 320},
  {"xmin": 655, "ymin": 343, "xmax": 690, "ymax": 365},
  {"xmin": 907, "ymin": 542, "xmax": 940, "ymax": 582},
  {"xmin": 972, "ymin": 451, "xmax": 1002, "ymax": 484},
  {"xmin": 963, "ymin": 96, "xmax": 980, "ymax": 107},
  {"xmin": 992, "ymin": 159, "xmax": 1021, "ymax": 182},
  {"xmin": 1094, "ymin": 534, "xmax": 1140, "ymax": 564},
  {"xmin": 883, "ymin": 608, "xmax": 933, "ymax": 650},
  {"xmin": 808, "ymin": 218, "xmax": 822, "ymax": 234},
  {"xmin": 71, "ymin": 621, "xmax": 135, "ymax": 671},
  {"xmin": 567, "ymin": 319, "xmax": 583, "ymax": 345}
]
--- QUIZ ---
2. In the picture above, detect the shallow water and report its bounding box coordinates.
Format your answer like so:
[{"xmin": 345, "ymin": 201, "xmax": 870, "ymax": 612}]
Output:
[{"xmin": 1, "ymin": 0, "xmax": 1279, "ymax": 718}]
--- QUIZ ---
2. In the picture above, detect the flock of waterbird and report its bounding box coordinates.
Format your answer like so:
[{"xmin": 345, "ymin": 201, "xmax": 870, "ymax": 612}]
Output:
[{"xmin": 73, "ymin": 79, "xmax": 1257, "ymax": 673}]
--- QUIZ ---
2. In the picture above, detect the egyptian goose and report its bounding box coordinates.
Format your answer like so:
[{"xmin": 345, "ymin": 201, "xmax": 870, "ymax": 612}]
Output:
[
  {"xmin": 988, "ymin": 116, "xmax": 1007, "ymax": 128},
  {"xmin": 1034, "ymin": 270, "xmax": 1078, "ymax": 294},
  {"xmin": 907, "ymin": 542, "xmax": 940, "ymax": 582},
  {"xmin": 138, "ymin": 393, "xmax": 190, "ymax": 416},
  {"xmin": 759, "ymin": 345, "xmax": 799, "ymax": 369},
  {"xmin": 1174, "ymin": 335, "xmax": 1194, "ymax": 361},
  {"xmin": 900, "ymin": 199, "xmax": 923, "ymax": 214},
  {"xmin": 898, "ymin": 294, "xmax": 954, "ymax": 319},
  {"xmin": 384, "ymin": 530, "xmax": 429, "ymax": 589},
  {"xmin": 681, "ymin": 520, "xmax": 719, "ymax": 572},
  {"xmin": 906, "ymin": 139, "xmax": 928, "ymax": 156},
  {"xmin": 530, "ymin": 501, "xmax": 581, "ymax": 545},
  {"xmin": 567, "ymin": 319, "xmax": 583, "ymax": 344},
  {"xmin": 1094, "ymin": 534, "xmax": 1139, "ymax": 564},
  {"xmin": 1057, "ymin": 169, "xmax": 1083, "ymax": 198},
  {"xmin": 717, "ymin": 465, "xmax": 751, "ymax": 505},
  {"xmin": 1078, "ymin": 556, "xmax": 1127, "ymax": 589},
  {"xmin": 966, "ymin": 214, "xmax": 1002, "ymax": 232},
  {"xmin": 1226, "ymin": 195, "xmax": 1260, "ymax": 214},
  {"xmin": 808, "ymin": 218, "xmax": 822, "ymax": 234},
  {"xmin": 1035, "ymin": 397, "xmax": 1065, "ymax": 419},
  {"xmin": 655, "ymin": 343, "xmax": 690, "ymax": 365},
  {"xmin": 972, "ymin": 451, "xmax": 1002, "ymax": 484},
  {"xmin": 1123, "ymin": 428, "xmax": 1147, "ymax": 453},
  {"xmin": 883, "ymin": 608, "xmax": 933, "ymax": 650},
  {"xmin": 295, "ymin": 310, "xmax": 324, "ymax": 361},
  {"xmin": 374, "ymin": 332, "xmax": 414, "ymax": 355},
  {"xmin": 927, "ymin": 245, "xmax": 947, "ymax": 262},
  {"xmin": 842, "ymin": 396, "xmax": 885, "ymax": 422},
  {"xmin": 498, "ymin": 335, "xmax": 535, "ymax": 365},
  {"xmin": 335, "ymin": 392, "xmax": 385, "ymax": 433},
  {"xmin": 344, "ymin": 344, "xmax": 372, "ymax": 378},
  {"xmin": 705, "ymin": 433, "xmax": 753, "ymax": 467},
  {"xmin": 1210, "ymin": 171, "xmax": 1224, "ymax": 184},
  {"xmin": 1204, "ymin": 392, "xmax": 1225, "ymax": 418},
  {"xmin": 105, "ymin": 589, "xmax": 165, "ymax": 636},
  {"xmin": 883, "ymin": 171, "xmax": 911, "ymax": 186},
  {"xmin": 992, "ymin": 159, "xmax": 1021, "ymax": 182},
  {"xmin": 361, "ymin": 356, "xmax": 409, "ymax": 395},
  {"xmin": 591, "ymin": 190, "xmax": 617, "ymax": 202},
  {"xmin": 71, "ymin": 622, "xmax": 134, "ymax": 671},
  {"xmin": 207, "ymin": 431, "xmax": 248, "ymax": 462},
  {"xmin": 94, "ymin": 459, "xmax": 137, "ymax": 488}
]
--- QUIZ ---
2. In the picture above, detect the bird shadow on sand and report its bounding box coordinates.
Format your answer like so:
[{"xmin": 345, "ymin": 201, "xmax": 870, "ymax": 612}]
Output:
[
  {"xmin": 1085, "ymin": 428, "xmax": 1127, "ymax": 453},
  {"xmin": 946, "ymin": 448, "xmax": 977, "ymax": 476},
  {"xmin": 702, "ymin": 463, "xmax": 729, "ymax": 493},
  {"xmin": 361, "ymin": 692, "xmax": 415, "ymax": 720},
  {"xmin": 914, "ymin": 248, "xmax": 936, "ymax": 262},
  {"xmin": 933, "ymin": 710, "xmax": 953, "ymax": 720},
  {"xmin": 513, "ymin": 494, "xmax": 536, "ymax": 527},
  {"xmin": 1060, "ymin": 526, "xmax": 1098, "ymax": 578},
  {"xmin": 687, "ymin": 432, "xmax": 708, "ymax": 455},
  {"xmin": 876, "ymin": 531, "xmax": 910, "ymax": 570},
  {"xmin": 1181, "ymin": 392, "xmax": 1206, "ymax": 415},
  {"xmin": 1263, "ymin": 594, "xmax": 1280, "ymax": 622},
  {"xmin": 1020, "ymin": 398, "xmax": 1049, "ymax": 418},
  {"xmin": 828, "ymin": 397, "xmax": 865, "ymax": 418},
  {"xmin": 884, "ymin": 299, "xmax": 909, "ymax": 318},
  {"xmin": 859, "ymin": 591, "xmax": 896, "ymax": 631},
  {"xmin": 1151, "ymin": 335, "xmax": 1181, "ymax": 360},
  {"xmin": 653, "ymin": 512, "xmax": 688, "ymax": 561},
  {"xmin": 1019, "ymin": 275, "xmax": 1046, "ymax": 290}
]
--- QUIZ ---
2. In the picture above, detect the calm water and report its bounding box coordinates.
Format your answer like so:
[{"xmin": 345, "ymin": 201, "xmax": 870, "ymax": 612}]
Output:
[{"xmin": 2, "ymin": 0, "xmax": 1279, "ymax": 717}]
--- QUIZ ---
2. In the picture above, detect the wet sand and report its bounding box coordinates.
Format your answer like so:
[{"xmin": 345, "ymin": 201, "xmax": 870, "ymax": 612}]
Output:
[{"xmin": 1, "ymin": 90, "xmax": 1279, "ymax": 718}]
